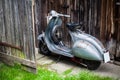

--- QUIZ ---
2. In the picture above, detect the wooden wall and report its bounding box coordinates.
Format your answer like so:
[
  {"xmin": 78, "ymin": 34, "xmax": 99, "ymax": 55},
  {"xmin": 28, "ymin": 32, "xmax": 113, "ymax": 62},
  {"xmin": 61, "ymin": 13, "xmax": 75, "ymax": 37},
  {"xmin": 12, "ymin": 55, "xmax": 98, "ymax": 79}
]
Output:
[
  {"xmin": 35, "ymin": 0, "xmax": 120, "ymax": 60},
  {"xmin": 35, "ymin": 0, "xmax": 101, "ymax": 46},
  {"xmin": 101, "ymin": 0, "xmax": 120, "ymax": 60},
  {"xmin": 114, "ymin": 0, "xmax": 120, "ymax": 60},
  {"xmin": 35, "ymin": 0, "xmax": 101, "ymax": 35},
  {"xmin": 0, "ymin": 0, "xmax": 36, "ymax": 72}
]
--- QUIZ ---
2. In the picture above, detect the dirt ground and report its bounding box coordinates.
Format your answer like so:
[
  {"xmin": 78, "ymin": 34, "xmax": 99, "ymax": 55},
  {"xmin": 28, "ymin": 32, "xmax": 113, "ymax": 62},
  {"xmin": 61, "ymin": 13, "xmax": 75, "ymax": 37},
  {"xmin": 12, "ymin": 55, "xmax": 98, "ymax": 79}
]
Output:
[{"xmin": 36, "ymin": 53, "xmax": 120, "ymax": 79}]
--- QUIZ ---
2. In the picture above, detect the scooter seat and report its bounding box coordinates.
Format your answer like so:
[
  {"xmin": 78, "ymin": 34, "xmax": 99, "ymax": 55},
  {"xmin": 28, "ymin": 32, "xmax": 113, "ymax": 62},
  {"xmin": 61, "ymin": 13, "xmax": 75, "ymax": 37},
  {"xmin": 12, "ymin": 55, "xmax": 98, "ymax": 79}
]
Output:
[{"xmin": 66, "ymin": 23, "xmax": 80, "ymax": 31}]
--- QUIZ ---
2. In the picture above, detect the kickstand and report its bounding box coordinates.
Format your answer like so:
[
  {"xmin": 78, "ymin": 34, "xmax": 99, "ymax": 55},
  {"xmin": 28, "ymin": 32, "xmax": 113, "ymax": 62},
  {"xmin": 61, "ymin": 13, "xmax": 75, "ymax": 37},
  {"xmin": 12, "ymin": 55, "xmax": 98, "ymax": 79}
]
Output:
[{"xmin": 56, "ymin": 55, "xmax": 62, "ymax": 63}]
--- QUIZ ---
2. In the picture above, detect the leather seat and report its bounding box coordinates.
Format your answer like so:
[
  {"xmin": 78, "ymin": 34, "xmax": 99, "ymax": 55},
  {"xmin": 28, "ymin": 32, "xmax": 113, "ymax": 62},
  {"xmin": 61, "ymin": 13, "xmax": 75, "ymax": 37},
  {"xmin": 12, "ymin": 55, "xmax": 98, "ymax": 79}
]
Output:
[{"xmin": 66, "ymin": 23, "xmax": 80, "ymax": 31}]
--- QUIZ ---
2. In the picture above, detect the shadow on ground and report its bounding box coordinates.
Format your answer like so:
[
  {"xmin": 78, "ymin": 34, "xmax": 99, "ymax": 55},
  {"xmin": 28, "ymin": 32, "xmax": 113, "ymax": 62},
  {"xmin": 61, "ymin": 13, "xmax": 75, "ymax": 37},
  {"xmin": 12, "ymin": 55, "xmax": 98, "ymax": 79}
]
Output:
[{"xmin": 36, "ymin": 53, "xmax": 120, "ymax": 79}]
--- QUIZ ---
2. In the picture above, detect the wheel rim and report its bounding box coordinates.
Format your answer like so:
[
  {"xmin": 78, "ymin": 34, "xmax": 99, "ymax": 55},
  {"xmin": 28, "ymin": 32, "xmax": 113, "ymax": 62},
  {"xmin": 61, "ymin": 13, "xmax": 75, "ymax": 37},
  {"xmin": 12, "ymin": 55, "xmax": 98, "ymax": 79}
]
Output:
[
  {"xmin": 40, "ymin": 44, "xmax": 49, "ymax": 54},
  {"xmin": 51, "ymin": 25, "xmax": 62, "ymax": 43}
]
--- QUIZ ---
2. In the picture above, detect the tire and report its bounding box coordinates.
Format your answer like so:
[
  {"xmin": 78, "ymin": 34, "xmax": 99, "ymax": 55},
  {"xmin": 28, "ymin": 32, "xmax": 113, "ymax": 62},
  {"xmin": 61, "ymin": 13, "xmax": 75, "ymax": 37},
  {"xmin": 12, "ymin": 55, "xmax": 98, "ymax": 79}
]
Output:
[
  {"xmin": 84, "ymin": 60, "xmax": 101, "ymax": 70},
  {"xmin": 51, "ymin": 25, "xmax": 62, "ymax": 44},
  {"xmin": 39, "ymin": 41, "xmax": 51, "ymax": 55}
]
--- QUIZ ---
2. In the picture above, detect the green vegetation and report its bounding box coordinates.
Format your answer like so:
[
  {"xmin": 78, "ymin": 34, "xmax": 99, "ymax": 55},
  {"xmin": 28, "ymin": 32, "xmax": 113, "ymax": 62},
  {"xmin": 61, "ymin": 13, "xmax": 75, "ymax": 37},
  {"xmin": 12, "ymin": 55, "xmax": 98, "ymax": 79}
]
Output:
[{"xmin": 0, "ymin": 62, "xmax": 116, "ymax": 80}]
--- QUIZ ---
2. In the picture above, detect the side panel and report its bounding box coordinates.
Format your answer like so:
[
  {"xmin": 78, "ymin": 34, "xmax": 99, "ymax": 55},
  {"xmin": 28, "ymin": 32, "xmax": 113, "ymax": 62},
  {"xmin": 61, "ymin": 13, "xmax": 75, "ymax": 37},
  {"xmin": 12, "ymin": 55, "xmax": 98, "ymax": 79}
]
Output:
[{"xmin": 72, "ymin": 40, "xmax": 103, "ymax": 61}]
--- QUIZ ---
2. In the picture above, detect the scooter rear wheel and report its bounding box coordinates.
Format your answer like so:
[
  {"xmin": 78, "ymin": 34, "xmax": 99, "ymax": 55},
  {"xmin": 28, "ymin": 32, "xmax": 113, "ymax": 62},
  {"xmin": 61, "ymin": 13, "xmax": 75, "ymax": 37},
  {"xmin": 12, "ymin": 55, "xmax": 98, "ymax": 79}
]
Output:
[
  {"xmin": 84, "ymin": 60, "xmax": 101, "ymax": 70},
  {"xmin": 39, "ymin": 41, "xmax": 51, "ymax": 55}
]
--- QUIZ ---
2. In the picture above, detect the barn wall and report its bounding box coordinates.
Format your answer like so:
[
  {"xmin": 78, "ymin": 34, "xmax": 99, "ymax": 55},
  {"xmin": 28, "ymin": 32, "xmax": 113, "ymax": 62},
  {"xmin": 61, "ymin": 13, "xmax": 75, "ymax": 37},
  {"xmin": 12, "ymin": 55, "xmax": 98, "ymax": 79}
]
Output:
[
  {"xmin": 101, "ymin": 0, "xmax": 120, "ymax": 60},
  {"xmin": 35, "ymin": 0, "xmax": 120, "ymax": 60},
  {"xmin": 114, "ymin": 0, "xmax": 120, "ymax": 60},
  {"xmin": 35, "ymin": 0, "xmax": 101, "ymax": 46}
]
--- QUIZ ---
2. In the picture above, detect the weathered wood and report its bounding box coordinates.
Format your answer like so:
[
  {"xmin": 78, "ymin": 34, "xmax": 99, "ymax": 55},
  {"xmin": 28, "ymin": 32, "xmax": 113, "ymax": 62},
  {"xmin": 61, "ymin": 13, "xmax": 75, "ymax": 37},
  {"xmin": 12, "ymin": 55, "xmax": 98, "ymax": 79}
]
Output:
[
  {"xmin": 115, "ymin": 18, "xmax": 120, "ymax": 21},
  {"xmin": 0, "ymin": 42, "xmax": 22, "ymax": 51},
  {"xmin": 32, "ymin": 3, "xmax": 36, "ymax": 61},
  {"xmin": 0, "ymin": 0, "xmax": 36, "ymax": 73},
  {"xmin": 115, "ymin": 0, "xmax": 120, "ymax": 58},
  {"xmin": 100, "ymin": 0, "xmax": 120, "ymax": 59},
  {"xmin": 114, "ymin": 61, "xmax": 120, "ymax": 66},
  {"xmin": 100, "ymin": 0, "xmax": 107, "ymax": 43},
  {"xmin": 0, "ymin": 52, "xmax": 36, "ymax": 73},
  {"xmin": 34, "ymin": 0, "xmax": 41, "ymax": 47}
]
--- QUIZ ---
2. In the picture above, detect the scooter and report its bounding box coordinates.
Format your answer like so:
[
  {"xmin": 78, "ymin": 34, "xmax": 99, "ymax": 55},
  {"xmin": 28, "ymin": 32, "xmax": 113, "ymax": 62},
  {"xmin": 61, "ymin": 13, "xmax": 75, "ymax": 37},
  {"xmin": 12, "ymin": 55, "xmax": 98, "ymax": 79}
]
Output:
[{"xmin": 38, "ymin": 10, "xmax": 110, "ymax": 70}]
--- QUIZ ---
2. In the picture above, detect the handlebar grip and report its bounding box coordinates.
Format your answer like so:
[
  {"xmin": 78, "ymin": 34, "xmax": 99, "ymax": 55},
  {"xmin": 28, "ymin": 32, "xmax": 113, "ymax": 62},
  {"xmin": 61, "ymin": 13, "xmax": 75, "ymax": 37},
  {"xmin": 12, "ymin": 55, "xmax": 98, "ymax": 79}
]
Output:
[
  {"xmin": 64, "ymin": 15, "xmax": 70, "ymax": 17},
  {"xmin": 49, "ymin": 10, "xmax": 70, "ymax": 18},
  {"xmin": 58, "ymin": 13, "xmax": 70, "ymax": 17}
]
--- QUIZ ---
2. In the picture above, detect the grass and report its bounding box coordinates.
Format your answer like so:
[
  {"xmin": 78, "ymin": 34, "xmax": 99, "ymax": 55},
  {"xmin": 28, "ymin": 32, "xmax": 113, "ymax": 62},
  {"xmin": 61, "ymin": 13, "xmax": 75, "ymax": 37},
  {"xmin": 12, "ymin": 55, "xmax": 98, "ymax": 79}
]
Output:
[{"xmin": 0, "ymin": 62, "xmax": 116, "ymax": 80}]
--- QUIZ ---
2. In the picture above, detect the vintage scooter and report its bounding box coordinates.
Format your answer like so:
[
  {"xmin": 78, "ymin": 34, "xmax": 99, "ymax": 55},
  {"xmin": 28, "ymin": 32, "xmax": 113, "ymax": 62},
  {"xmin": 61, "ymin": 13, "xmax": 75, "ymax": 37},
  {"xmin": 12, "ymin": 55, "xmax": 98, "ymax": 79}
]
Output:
[{"xmin": 38, "ymin": 10, "xmax": 110, "ymax": 70}]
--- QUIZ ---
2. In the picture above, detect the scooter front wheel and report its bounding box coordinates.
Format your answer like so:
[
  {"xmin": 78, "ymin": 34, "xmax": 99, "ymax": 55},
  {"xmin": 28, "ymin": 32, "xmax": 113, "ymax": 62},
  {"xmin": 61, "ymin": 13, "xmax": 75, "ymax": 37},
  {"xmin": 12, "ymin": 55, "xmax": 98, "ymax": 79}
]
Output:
[
  {"xmin": 39, "ymin": 41, "xmax": 51, "ymax": 55},
  {"xmin": 83, "ymin": 60, "xmax": 101, "ymax": 70}
]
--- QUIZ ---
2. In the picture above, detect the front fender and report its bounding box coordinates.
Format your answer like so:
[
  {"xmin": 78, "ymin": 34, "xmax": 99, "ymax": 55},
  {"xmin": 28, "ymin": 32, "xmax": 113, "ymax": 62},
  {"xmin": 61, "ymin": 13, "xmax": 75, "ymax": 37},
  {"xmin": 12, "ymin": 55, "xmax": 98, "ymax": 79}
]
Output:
[{"xmin": 37, "ymin": 32, "xmax": 45, "ymax": 42}]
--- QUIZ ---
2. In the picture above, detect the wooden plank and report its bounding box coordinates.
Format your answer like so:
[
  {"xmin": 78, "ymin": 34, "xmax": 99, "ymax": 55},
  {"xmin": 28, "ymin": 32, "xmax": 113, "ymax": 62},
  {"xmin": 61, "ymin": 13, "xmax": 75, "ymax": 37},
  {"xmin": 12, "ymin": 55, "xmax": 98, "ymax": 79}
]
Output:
[
  {"xmin": 116, "ymin": 43, "xmax": 120, "ymax": 58},
  {"xmin": 115, "ymin": 18, "xmax": 120, "ymax": 21},
  {"xmin": 0, "ymin": 0, "xmax": 6, "ymax": 41},
  {"xmin": 84, "ymin": 0, "xmax": 88, "ymax": 32},
  {"xmin": 93, "ymin": 0, "xmax": 97, "ymax": 37},
  {"xmin": 41, "ymin": 0, "xmax": 47, "ymax": 31},
  {"xmin": 27, "ymin": 0, "xmax": 35, "ymax": 60},
  {"xmin": 0, "ymin": 42, "xmax": 22, "ymax": 51},
  {"xmin": 23, "ymin": 0, "xmax": 28, "ymax": 59},
  {"xmin": 116, "ymin": 1, "xmax": 120, "ymax": 58},
  {"xmin": 0, "ymin": 52, "xmax": 36, "ymax": 73},
  {"xmin": 25, "ymin": 0, "xmax": 30, "ymax": 59},
  {"xmin": 90, "ymin": 0, "xmax": 94, "ymax": 36},
  {"xmin": 4, "ymin": 0, "xmax": 12, "ymax": 44},
  {"xmin": 34, "ymin": 0, "xmax": 42, "ymax": 47},
  {"xmin": 96, "ymin": 0, "xmax": 102, "ymax": 39},
  {"xmin": 88, "ymin": 0, "xmax": 92, "ymax": 34},
  {"xmin": 32, "ymin": 0, "xmax": 36, "ymax": 61},
  {"xmin": 106, "ymin": 0, "xmax": 112, "ymax": 41},
  {"xmin": 2, "ymin": 0, "xmax": 12, "ymax": 55},
  {"xmin": 0, "ymin": 0, "xmax": 3, "ymax": 41},
  {"xmin": 114, "ymin": 61, "xmax": 120, "ymax": 66},
  {"xmin": 100, "ymin": 0, "xmax": 107, "ymax": 43},
  {"xmin": 13, "ymin": 0, "xmax": 20, "ymax": 47},
  {"xmin": 8, "ymin": 0, "xmax": 16, "ymax": 56},
  {"xmin": 9, "ymin": 0, "xmax": 15, "ymax": 45},
  {"xmin": 17, "ymin": 0, "xmax": 25, "ymax": 56},
  {"xmin": 25, "ymin": 0, "xmax": 34, "ymax": 60}
]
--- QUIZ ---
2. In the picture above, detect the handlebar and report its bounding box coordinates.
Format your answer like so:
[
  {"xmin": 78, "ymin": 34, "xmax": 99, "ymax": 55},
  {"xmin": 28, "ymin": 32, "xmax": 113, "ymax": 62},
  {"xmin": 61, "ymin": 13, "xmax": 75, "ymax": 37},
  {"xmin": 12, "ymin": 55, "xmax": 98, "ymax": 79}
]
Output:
[
  {"xmin": 58, "ymin": 13, "xmax": 70, "ymax": 18},
  {"xmin": 49, "ymin": 10, "xmax": 70, "ymax": 18}
]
